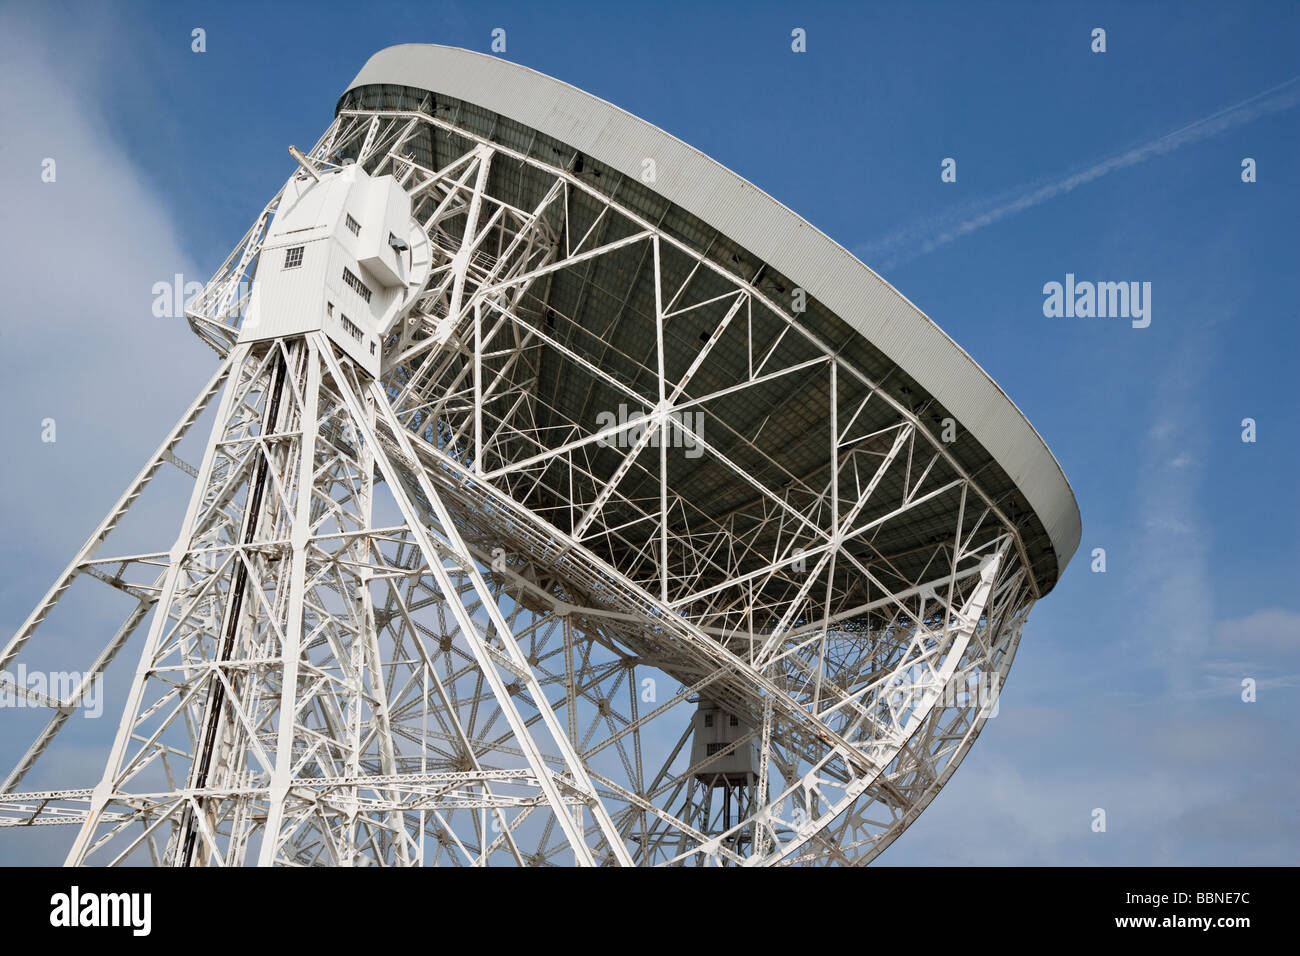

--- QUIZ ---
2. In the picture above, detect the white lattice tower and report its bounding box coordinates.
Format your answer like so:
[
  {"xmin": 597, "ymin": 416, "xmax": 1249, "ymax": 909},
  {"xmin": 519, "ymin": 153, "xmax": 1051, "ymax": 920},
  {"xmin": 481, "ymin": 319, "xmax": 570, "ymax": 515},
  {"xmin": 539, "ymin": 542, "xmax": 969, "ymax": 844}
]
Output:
[{"xmin": 0, "ymin": 47, "xmax": 1078, "ymax": 866}]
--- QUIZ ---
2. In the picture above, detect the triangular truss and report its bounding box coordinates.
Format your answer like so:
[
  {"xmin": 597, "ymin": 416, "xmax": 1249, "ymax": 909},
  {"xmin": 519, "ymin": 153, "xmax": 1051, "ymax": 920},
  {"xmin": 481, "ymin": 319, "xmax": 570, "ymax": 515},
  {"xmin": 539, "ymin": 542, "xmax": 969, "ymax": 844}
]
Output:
[{"xmin": 1, "ymin": 103, "xmax": 1043, "ymax": 866}]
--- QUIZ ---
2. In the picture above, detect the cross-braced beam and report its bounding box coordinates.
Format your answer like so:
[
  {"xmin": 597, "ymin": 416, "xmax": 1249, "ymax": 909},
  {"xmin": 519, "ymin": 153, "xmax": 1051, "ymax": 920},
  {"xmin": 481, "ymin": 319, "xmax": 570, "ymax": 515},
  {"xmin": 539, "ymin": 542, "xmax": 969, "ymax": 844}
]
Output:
[{"xmin": 3, "ymin": 102, "xmax": 1047, "ymax": 866}]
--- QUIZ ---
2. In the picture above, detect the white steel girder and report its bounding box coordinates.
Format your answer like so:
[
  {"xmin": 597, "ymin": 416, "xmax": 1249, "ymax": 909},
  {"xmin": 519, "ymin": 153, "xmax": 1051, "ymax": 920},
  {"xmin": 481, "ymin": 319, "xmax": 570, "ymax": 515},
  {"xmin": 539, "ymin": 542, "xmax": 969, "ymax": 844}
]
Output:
[{"xmin": 1, "ymin": 107, "xmax": 1042, "ymax": 866}]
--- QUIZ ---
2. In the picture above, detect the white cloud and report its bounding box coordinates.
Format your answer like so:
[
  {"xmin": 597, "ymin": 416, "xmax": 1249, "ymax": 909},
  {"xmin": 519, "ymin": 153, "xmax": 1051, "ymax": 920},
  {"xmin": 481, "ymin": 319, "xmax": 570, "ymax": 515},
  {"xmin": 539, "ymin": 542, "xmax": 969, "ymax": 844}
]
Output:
[
  {"xmin": 0, "ymin": 8, "xmax": 219, "ymax": 847},
  {"xmin": 1214, "ymin": 607, "xmax": 1300, "ymax": 655},
  {"xmin": 0, "ymin": 8, "xmax": 212, "ymax": 562}
]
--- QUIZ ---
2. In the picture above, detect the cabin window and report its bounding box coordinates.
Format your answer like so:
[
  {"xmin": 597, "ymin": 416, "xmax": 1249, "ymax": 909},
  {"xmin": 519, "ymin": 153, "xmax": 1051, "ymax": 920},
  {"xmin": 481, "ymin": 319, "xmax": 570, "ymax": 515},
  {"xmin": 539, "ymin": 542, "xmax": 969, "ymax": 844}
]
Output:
[{"xmin": 342, "ymin": 267, "xmax": 372, "ymax": 303}]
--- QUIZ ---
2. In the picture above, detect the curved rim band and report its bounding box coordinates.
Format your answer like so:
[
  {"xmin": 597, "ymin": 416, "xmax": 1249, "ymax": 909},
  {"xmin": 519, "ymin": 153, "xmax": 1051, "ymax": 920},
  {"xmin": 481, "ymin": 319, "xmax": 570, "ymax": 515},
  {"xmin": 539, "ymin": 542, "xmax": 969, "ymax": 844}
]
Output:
[{"xmin": 341, "ymin": 44, "xmax": 1082, "ymax": 585}]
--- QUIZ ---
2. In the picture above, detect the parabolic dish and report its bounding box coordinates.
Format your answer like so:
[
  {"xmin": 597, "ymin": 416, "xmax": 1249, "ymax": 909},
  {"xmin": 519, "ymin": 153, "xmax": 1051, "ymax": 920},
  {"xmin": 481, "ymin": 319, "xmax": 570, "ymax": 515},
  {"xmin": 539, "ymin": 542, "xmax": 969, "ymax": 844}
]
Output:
[{"xmin": 3, "ymin": 43, "xmax": 1082, "ymax": 867}]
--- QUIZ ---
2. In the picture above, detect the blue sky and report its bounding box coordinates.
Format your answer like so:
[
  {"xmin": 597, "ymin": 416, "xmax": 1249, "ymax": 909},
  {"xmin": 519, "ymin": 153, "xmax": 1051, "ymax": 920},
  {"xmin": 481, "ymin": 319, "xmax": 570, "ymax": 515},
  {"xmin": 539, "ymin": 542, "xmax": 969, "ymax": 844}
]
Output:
[{"xmin": 1, "ymin": 0, "xmax": 1297, "ymax": 864}]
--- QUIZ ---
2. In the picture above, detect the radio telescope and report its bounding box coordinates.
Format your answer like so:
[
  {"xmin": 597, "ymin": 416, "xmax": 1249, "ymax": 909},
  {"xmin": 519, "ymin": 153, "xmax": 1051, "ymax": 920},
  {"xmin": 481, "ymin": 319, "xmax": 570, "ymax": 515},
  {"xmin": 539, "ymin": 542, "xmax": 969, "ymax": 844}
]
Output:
[{"xmin": 0, "ymin": 45, "xmax": 1079, "ymax": 866}]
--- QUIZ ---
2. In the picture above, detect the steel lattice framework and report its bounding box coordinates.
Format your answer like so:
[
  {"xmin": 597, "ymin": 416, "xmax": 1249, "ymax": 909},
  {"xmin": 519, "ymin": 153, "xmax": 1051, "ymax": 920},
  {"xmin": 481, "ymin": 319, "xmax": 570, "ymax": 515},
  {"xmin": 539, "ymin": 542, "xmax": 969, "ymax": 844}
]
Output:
[{"xmin": 0, "ymin": 47, "xmax": 1077, "ymax": 866}]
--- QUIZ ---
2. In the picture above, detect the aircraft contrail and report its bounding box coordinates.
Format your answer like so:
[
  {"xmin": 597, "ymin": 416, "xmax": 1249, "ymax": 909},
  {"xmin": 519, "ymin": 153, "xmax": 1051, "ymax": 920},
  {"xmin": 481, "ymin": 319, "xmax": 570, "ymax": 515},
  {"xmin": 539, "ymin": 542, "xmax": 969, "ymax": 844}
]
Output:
[{"xmin": 858, "ymin": 75, "xmax": 1300, "ymax": 270}]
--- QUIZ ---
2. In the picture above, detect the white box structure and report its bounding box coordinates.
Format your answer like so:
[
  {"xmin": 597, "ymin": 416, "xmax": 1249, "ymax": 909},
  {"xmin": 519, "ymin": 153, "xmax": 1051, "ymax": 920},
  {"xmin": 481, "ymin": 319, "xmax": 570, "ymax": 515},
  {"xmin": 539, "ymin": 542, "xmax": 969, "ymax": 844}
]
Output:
[{"xmin": 238, "ymin": 161, "xmax": 429, "ymax": 377}]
